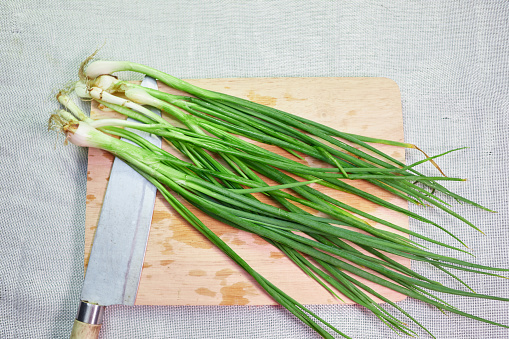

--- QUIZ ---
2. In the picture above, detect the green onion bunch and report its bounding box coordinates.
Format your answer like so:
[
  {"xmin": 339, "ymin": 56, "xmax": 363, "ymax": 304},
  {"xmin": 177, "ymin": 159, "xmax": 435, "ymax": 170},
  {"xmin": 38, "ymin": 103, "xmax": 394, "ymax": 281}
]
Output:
[{"xmin": 49, "ymin": 57, "xmax": 508, "ymax": 338}]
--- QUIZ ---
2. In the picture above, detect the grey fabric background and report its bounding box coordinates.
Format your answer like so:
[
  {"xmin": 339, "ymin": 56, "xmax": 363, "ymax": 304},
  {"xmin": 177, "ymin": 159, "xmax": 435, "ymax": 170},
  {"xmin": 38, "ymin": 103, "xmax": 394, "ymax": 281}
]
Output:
[{"xmin": 1, "ymin": 1, "xmax": 508, "ymax": 338}]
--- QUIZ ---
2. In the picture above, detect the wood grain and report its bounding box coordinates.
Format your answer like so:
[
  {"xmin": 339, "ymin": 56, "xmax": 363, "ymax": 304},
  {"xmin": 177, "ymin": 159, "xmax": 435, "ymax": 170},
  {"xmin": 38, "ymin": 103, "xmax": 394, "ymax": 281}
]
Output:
[
  {"xmin": 84, "ymin": 77, "xmax": 408, "ymax": 306},
  {"xmin": 70, "ymin": 320, "xmax": 101, "ymax": 339}
]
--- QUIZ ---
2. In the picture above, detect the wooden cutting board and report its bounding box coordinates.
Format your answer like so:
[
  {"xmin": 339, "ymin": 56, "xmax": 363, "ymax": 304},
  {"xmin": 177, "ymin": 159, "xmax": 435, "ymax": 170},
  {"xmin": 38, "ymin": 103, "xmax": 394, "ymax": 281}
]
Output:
[{"xmin": 85, "ymin": 77, "xmax": 409, "ymax": 306}]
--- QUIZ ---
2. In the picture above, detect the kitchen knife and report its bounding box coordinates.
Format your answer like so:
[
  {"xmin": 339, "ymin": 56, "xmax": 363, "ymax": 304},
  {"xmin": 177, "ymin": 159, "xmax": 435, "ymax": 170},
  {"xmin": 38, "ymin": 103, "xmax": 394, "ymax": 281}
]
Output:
[{"xmin": 70, "ymin": 76, "xmax": 161, "ymax": 339}]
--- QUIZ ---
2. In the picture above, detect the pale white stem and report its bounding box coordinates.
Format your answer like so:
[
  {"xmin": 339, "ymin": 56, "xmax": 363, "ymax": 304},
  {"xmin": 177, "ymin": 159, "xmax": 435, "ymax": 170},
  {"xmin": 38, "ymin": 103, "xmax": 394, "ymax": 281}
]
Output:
[
  {"xmin": 91, "ymin": 75, "xmax": 120, "ymax": 92},
  {"xmin": 85, "ymin": 60, "xmax": 130, "ymax": 79},
  {"xmin": 57, "ymin": 109, "xmax": 78, "ymax": 123},
  {"xmin": 65, "ymin": 121, "xmax": 104, "ymax": 148},
  {"xmin": 123, "ymin": 87, "xmax": 191, "ymax": 128},
  {"xmin": 57, "ymin": 92, "xmax": 92, "ymax": 122},
  {"xmin": 75, "ymin": 81, "xmax": 91, "ymax": 99},
  {"xmin": 88, "ymin": 87, "xmax": 166, "ymax": 124},
  {"xmin": 124, "ymin": 88, "xmax": 161, "ymax": 108}
]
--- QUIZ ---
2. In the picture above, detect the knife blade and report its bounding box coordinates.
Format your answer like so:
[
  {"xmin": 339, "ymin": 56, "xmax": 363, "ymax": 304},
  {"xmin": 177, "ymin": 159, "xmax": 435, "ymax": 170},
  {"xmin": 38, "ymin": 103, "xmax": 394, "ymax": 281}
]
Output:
[{"xmin": 70, "ymin": 76, "xmax": 161, "ymax": 339}]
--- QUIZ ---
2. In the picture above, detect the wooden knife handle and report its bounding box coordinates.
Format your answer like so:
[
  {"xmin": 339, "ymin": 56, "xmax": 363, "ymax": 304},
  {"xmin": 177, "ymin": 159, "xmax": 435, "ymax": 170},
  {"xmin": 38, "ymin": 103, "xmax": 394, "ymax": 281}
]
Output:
[
  {"xmin": 70, "ymin": 301, "xmax": 105, "ymax": 339},
  {"xmin": 70, "ymin": 319, "xmax": 102, "ymax": 339}
]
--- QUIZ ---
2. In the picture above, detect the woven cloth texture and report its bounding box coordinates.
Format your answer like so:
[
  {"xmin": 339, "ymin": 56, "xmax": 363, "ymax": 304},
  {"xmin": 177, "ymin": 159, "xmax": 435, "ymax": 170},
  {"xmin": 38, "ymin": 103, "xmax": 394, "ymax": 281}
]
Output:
[{"xmin": 1, "ymin": 1, "xmax": 508, "ymax": 338}]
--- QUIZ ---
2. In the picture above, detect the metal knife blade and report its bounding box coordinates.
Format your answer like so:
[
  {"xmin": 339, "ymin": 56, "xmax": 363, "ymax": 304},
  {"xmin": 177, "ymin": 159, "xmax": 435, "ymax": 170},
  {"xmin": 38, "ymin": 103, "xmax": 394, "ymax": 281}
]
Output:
[{"xmin": 71, "ymin": 76, "xmax": 160, "ymax": 338}]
